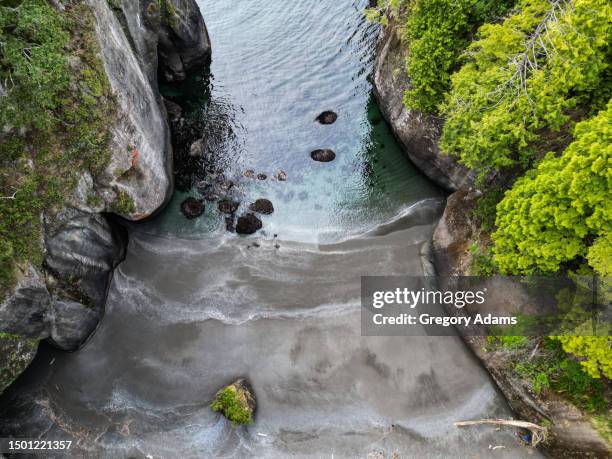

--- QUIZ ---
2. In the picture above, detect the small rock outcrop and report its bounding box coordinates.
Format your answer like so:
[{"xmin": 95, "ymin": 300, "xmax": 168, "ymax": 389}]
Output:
[
  {"xmin": 211, "ymin": 378, "xmax": 256, "ymax": 425},
  {"xmin": 236, "ymin": 214, "xmax": 263, "ymax": 235},
  {"xmin": 373, "ymin": 20, "xmax": 474, "ymax": 191},
  {"xmin": 315, "ymin": 110, "xmax": 338, "ymax": 124},
  {"xmin": 275, "ymin": 170, "xmax": 288, "ymax": 181},
  {"xmin": 180, "ymin": 197, "xmax": 205, "ymax": 219},
  {"xmin": 249, "ymin": 199, "xmax": 274, "ymax": 215},
  {"xmin": 311, "ymin": 149, "xmax": 336, "ymax": 162}
]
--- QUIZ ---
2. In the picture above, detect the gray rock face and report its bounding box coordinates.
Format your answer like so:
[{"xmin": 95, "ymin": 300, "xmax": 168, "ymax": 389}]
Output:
[
  {"xmin": 373, "ymin": 21, "xmax": 474, "ymax": 191},
  {"xmin": 0, "ymin": 210, "xmax": 126, "ymax": 352},
  {"xmin": 0, "ymin": 0, "xmax": 211, "ymax": 389}
]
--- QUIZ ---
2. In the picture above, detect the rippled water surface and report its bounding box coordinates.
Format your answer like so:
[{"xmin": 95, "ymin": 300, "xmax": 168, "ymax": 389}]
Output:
[
  {"xmin": 147, "ymin": 0, "xmax": 442, "ymax": 241},
  {"xmin": 0, "ymin": 1, "xmax": 541, "ymax": 458}
]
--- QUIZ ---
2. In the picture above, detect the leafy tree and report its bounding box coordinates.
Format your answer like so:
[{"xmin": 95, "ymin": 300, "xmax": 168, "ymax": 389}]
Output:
[
  {"xmin": 492, "ymin": 101, "xmax": 611, "ymax": 275},
  {"xmin": 402, "ymin": 0, "xmax": 515, "ymax": 113},
  {"xmin": 440, "ymin": 0, "xmax": 612, "ymax": 180}
]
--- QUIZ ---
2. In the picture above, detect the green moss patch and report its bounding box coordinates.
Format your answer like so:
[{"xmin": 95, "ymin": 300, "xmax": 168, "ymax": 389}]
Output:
[{"xmin": 211, "ymin": 381, "xmax": 255, "ymax": 426}]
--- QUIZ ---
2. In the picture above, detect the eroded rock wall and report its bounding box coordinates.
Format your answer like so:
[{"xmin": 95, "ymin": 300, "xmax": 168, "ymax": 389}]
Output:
[
  {"xmin": 372, "ymin": 20, "xmax": 474, "ymax": 192},
  {"xmin": 0, "ymin": 0, "xmax": 210, "ymax": 393}
]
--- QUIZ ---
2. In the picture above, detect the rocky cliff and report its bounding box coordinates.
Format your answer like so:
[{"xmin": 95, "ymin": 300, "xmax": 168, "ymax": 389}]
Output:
[
  {"xmin": 372, "ymin": 19, "xmax": 474, "ymax": 192},
  {"xmin": 0, "ymin": 0, "xmax": 210, "ymax": 392}
]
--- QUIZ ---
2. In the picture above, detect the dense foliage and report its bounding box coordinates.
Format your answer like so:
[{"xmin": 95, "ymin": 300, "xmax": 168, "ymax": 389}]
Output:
[
  {"xmin": 440, "ymin": 0, "xmax": 611, "ymax": 179},
  {"xmin": 402, "ymin": 0, "xmax": 515, "ymax": 113},
  {"xmin": 0, "ymin": 0, "xmax": 114, "ymax": 293},
  {"xmin": 493, "ymin": 102, "xmax": 611, "ymax": 275}
]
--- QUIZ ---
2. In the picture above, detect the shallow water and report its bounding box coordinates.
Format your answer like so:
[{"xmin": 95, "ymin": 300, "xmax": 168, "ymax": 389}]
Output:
[{"xmin": 0, "ymin": 1, "xmax": 540, "ymax": 457}]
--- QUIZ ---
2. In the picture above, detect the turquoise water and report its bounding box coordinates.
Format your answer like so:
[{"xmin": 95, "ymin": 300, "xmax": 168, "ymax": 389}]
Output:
[{"xmin": 146, "ymin": 0, "xmax": 442, "ymax": 241}]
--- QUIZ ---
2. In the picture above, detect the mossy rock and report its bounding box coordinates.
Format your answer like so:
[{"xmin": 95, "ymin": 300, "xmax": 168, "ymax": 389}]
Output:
[
  {"xmin": 211, "ymin": 378, "xmax": 256, "ymax": 425},
  {"xmin": 0, "ymin": 334, "xmax": 38, "ymax": 395}
]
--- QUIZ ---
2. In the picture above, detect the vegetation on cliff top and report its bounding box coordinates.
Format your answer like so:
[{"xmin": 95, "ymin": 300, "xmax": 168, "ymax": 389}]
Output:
[
  {"xmin": 370, "ymin": 0, "xmax": 611, "ymax": 432},
  {"xmin": 0, "ymin": 0, "xmax": 115, "ymax": 295}
]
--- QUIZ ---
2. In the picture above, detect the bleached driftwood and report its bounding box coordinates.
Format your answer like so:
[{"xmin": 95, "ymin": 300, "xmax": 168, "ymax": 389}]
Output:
[{"xmin": 454, "ymin": 418, "xmax": 547, "ymax": 447}]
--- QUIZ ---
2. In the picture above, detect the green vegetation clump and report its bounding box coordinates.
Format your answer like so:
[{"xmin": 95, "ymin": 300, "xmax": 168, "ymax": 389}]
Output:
[
  {"xmin": 402, "ymin": 0, "xmax": 515, "ymax": 113},
  {"xmin": 489, "ymin": 337, "xmax": 609, "ymax": 413},
  {"xmin": 440, "ymin": 0, "xmax": 611, "ymax": 179},
  {"xmin": 492, "ymin": 102, "xmax": 611, "ymax": 275},
  {"xmin": 111, "ymin": 190, "xmax": 136, "ymax": 215},
  {"xmin": 0, "ymin": 0, "xmax": 115, "ymax": 294},
  {"xmin": 211, "ymin": 386, "xmax": 254, "ymax": 425},
  {"xmin": 158, "ymin": 0, "xmax": 179, "ymax": 28}
]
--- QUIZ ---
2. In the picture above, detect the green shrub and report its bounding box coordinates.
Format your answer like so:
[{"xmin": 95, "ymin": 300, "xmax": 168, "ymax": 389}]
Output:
[
  {"xmin": 492, "ymin": 102, "xmax": 611, "ymax": 275},
  {"xmin": 111, "ymin": 190, "xmax": 135, "ymax": 215},
  {"xmin": 553, "ymin": 336, "xmax": 612, "ymax": 380},
  {"xmin": 469, "ymin": 242, "xmax": 496, "ymax": 276},
  {"xmin": 402, "ymin": 0, "xmax": 515, "ymax": 113}
]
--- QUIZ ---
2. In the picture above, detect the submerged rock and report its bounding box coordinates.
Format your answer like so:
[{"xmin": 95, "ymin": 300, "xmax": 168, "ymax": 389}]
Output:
[
  {"xmin": 311, "ymin": 149, "xmax": 336, "ymax": 162},
  {"xmin": 236, "ymin": 213, "xmax": 262, "ymax": 235},
  {"xmin": 218, "ymin": 199, "xmax": 240, "ymax": 215},
  {"xmin": 249, "ymin": 198, "xmax": 274, "ymax": 215},
  {"xmin": 256, "ymin": 173, "xmax": 267, "ymax": 180},
  {"xmin": 211, "ymin": 378, "xmax": 256, "ymax": 425},
  {"xmin": 180, "ymin": 197, "xmax": 205, "ymax": 219},
  {"xmin": 315, "ymin": 110, "xmax": 338, "ymax": 124}
]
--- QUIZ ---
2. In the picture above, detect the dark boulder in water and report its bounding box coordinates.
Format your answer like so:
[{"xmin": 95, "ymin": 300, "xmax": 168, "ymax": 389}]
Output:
[
  {"xmin": 249, "ymin": 198, "xmax": 274, "ymax": 215},
  {"xmin": 218, "ymin": 199, "xmax": 240, "ymax": 215},
  {"xmin": 236, "ymin": 213, "xmax": 262, "ymax": 235},
  {"xmin": 315, "ymin": 110, "xmax": 338, "ymax": 125},
  {"xmin": 180, "ymin": 197, "xmax": 205, "ymax": 219},
  {"xmin": 257, "ymin": 173, "xmax": 267, "ymax": 180},
  {"xmin": 275, "ymin": 169, "xmax": 288, "ymax": 181},
  {"xmin": 311, "ymin": 149, "xmax": 336, "ymax": 162}
]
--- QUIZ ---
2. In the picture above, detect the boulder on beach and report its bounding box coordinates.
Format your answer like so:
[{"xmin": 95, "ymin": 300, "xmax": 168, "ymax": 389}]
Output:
[
  {"xmin": 315, "ymin": 110, "xmax": 338, "ymax": 124},
  {"xmin": 218, "ymin": 199, "xmax": 240, "ymax": 215},
  {"xmin": 249, "ymin": 198, "xmax": 274, "ymax": 215},
  {"xmin": 310, "ymin": 149, "xmax": 336, "ymax": 162},
  {"xmin": 211, "ymin": 378, "xmax": 256, "ymax": 425},
  {"xmin": 180, "ymin": 197, "xmax": 205, "ymax": 219},
  {"xmin": 235, "ymin": 213, "xmax": 262, "ymax": 234}
]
